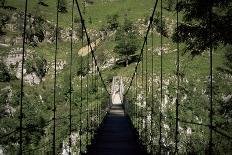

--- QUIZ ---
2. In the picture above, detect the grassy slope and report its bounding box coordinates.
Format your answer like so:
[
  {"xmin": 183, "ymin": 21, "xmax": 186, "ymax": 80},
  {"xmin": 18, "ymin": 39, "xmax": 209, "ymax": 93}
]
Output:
[{"xmin": 0, "ymin": 0, "xmax": 227, "ymax": 153}]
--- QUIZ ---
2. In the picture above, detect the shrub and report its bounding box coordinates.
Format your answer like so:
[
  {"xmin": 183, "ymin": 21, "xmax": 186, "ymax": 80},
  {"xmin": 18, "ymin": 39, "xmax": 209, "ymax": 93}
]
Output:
[
  {"xmin": 0, "ymin": 61, "xmax": 10, "ymax": 82},
  {"xmin": 114, "ymin": 19, "xmax": 139, "ymax": 66},
  {"xmin": 106, "ymin": 14, "xmax": 119, "ymax": 31},
  {"xmin": 58, "ymin": 0, "xmax": 67, "ymax": 13}
]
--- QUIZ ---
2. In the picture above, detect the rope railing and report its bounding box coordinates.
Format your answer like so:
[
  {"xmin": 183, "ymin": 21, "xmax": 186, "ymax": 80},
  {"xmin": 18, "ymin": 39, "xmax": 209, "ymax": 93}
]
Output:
[{"xmin": 19, "ymin": 0, "xmax": 28, "ymax": 154}]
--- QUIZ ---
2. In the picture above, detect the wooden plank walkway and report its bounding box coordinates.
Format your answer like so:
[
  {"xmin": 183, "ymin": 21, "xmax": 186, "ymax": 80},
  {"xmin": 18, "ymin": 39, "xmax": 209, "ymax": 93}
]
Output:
[{"xmin": 86, "ymin": 104, "xmax": 148, "ymax": 155}]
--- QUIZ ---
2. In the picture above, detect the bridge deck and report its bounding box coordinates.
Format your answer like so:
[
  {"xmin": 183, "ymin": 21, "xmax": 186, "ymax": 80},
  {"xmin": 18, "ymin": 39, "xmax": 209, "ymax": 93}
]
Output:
[{"xmin": 87, "ymin": 104, "xmax": 147, "ymax": 155}]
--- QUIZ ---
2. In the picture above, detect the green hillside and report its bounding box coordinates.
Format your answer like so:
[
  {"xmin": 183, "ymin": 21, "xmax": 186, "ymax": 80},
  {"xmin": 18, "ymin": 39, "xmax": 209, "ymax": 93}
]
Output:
[{"xmin": 0, "ymin": 0, "xmax": 231, "ymax": 154}]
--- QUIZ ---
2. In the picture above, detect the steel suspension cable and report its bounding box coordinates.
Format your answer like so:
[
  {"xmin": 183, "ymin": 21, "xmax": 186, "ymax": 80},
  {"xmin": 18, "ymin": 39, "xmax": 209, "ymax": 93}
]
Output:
[
  {"xmin": 135, "ymin": 72, "xmax": 138, "ymax": 129},
  {"xmin": 83, "ymin": 0, "xmax": 90, "ymax": 145},
  {"xmin": 19, "ymin": 0, "xmax": 28, "ymax": 154},
  {"xmin": 141, "ymin": 39, "xmax": 144, "ymax": 140},
  {"xmin": 96, "ymin": 72, "xmax": 99, "ymax": 127},
  {"xmin": 138, "ymin": 64, "xmax": 141, "ymax": 135},
  {"xmin": 79, "ymin": 21, "xmax": 84, "ymax": 154},
  {"xmin": 53, "ymin": 0, "xmax": 60, "ymax": 154},
  {"xmin": 145, "ymin": 38, "xmax": 148, "ymax": 144},
  {"xmin": 133, "ymin": 78, "xmax": 136, "ymax": 122},
  {"xmin": 74, "ymin": 0, "xmax": 110, "ymax": 95},
  {"xmin": 69, "ymin": 0, "xmax": 75, "ymax": 154},
  {"xmin": 91, "ymin": 53, "xmax": 94, "ymax": 139},
  {"xmin": 159, "ymin": 0, "xmax": 163, "ymax": 153},
  {"xmin": 94, "ymin": 62, "xmax": 97, "ymax": 128},
  {"xmin": 124, "ymin": 0, "xmax": 159, "ymax": 95},
  {"xmin": 150, "ymin": 17, "xmax": 154, "ymax": 154},
  {"xmin": 175, "ymin": 0, "xmax": 180, "ymax": 154},
  {"xmin": 86, "ymin": 43, "xmax": 90, "ymax": 145},
  {"xmin": 208, "ymin": 0, "xmax": 213, "ymax": 153}
]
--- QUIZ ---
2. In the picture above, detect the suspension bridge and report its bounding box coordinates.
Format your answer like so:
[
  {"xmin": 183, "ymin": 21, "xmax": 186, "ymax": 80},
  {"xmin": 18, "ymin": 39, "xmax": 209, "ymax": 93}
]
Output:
[{"xmin": 1, "ymin": 0, "xmax": 232, "ymax": 154}]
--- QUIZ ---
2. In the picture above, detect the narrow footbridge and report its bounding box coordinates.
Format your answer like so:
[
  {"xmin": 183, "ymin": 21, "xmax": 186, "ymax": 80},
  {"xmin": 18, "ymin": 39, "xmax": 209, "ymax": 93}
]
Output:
[
  {"xmin": 86, "ymin": 76, "xmax": 147, "ymax": 155},
  {"xmin": 86, "ymin": 104, "xmax": 147, "ymax": 155},
  {"xmin": 6, "ymin": 0, "xmax": 231, "ymax": 154}
]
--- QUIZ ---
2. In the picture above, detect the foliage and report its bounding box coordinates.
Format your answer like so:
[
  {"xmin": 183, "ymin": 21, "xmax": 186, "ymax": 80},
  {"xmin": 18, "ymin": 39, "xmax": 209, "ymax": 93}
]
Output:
[
  {"xmin": 0, "ymin": 0, "xmax": 6, "ymax": 7},
  {"xmin": 173, "ymin": 0, "xmax": 232, "ymax": 56},
  {"xmin": 16, "ymin": 9, "xmax": 46, "ymax": 46},
  {"xmin": 86, "ymin": 0, "xmax": 94, "ymax": 5},
  {"xmin": 58, "ymin": 0, "xmax": 67, "ymax": 13},
  {"xmin": 25, "ymin": 55, "xmax": 47, "ymax": 79},
  {"xmin": 0, "ymin": 10, "xmax": 10, "ymax": 35},
  {"xmin": 38, "ymin": 0, "xmax": 48, "ymax": 7},
  {"xmin": 153, "ymin": 12, "xmax": 169, "ymax": 37},
  {"xmin": 106, "ymin": 14, "xmax": 119, "ymax": 31},
  {"xmin": 114, "ymin": 18, "xmax": 139, "ymax": 66},
  {"xmin": 164, "ymin": 0, "xmax": 176, "ymax": 11},
  {"xmin": 0, "ymin": 61, "xmax": 10, "ymax": 82},
  {"xmin": 74, "ymin": 55, "xmax": 90, "ymax": 76},
  {"xmin": 217, "ymin": 45, "xmax": 232, "ymax": 74}
]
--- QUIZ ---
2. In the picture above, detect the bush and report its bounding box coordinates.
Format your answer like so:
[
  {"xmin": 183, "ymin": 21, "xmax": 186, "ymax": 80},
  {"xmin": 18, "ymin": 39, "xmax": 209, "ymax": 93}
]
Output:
[
  {"xmin": 75, "ymin": 55, "xmax": 90, "ymax": 76},
  {"xmin": 25, "ymin": 55, "xmax": 47, "ymax": 79},
  {"xmin": 58, "ymin": 0, "xmax": 67, "ymax": 13},
  {"xmin": 114, "ymin": 19, "xmax": 139, "ymax": 66},
  {"xmin": 153, "ymin": 12, "xmax": 169, "ymax": 37},
  {"xmin": 0, "ymin": 61, "xmax": 10, "ymax": 82},
  {"xmin": 86, "ymin": 0, "xmax": 94, "ymax": 4},
  {"xmin": 0, "ymin": 10, "xmax": 10, "ymax": 35},
  {"xmin": 106, "ymin": 14, "xmax": 119, "ymax": 31}
]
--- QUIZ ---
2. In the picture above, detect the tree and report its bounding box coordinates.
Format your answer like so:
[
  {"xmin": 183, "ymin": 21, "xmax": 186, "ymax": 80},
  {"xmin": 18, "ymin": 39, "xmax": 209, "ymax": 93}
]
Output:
[
  {"xmin": 114, "ymin": 19, "xmax": 139, "ymax": 66},
  {"xmin": 217, "ymin": 45, "xmax": 232, "ymax": 74},
  {"xmin": 106, "ymin": 14, "xmax": 119, "ymax": 31},
  {"xmin": 0, "ymin": 61, "xmax": 10, "ymax": 82},
  {"xmin": 153, "ymin": 12, "xmax": 169, "ymax": 37},
  {"xmin": 173, "ymin": 0, "xmax": 232, "ymax": 56},
  {"xmin": 0, "ymin": 0, "xmax": 6, "ymax": 7},
  {"xmin": 0, "ymin": 10, "xmax": 9, "ymax": 35},
  {"xmin": 164, "ymin": 0, "xmax": 175, "ymax": 11},
  {"xmin": 58, "ymin": 0, "xmax": 67, "ymax": 13},
  {"xmin": 38, "ymin": 0, "xmax": 48, "ymax": 7}
]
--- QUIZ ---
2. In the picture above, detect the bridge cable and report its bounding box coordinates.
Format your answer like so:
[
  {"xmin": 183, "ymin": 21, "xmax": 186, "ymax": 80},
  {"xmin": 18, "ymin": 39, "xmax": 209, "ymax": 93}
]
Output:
[
  {"xmin": 97, "ymin": 72, "xmax": 99, "ymax": 127},
  {"xmin": 124, "ymin": 0, "xmax": 159, "ymax": 95},
  {"xmin": 52, "ymin": 0, "xmax": 60, "ymax": 154},
  {"xmin": 19, "ymin": 0, "xmax": 28, "ymax": 154},
  {"xmin": 83, "ymin": 0, "xmax": 90, "ymax": 146},
  {"xmin": 135, "ymin": 72, "xmax": 138, "ymax": 129},
  {"xmin": 74, "ymin": 0, "xmax": 110, "ymax": 95},
  {"xmin": 133, "ymin": 76, "xmax": 136, "ymax": 123},
  {"xmin": 94, "ymin": 55, "xmax": 97, "ymax": 132},
  {"xmin": 141, "ymin": 38, "xmax": 144, "ymax": 140},
  {"xmin": 79, "ymin": 18, "xmax": 84, "ymax": 154},
  {"xmin": 86, "ymin": 38, "xmax": 90, "ymax": 145},
  {"xmin": 159, "ymin": 0, "xmax": 163, "ymax": 153},
  {"xmin": 91, "ymin": 49, "xmax": 94, "ymax": 139},
  {"xmin": 165, "ymin": 115, "xmax": 232, "ymax": 140},
  {"xmin": 208, "ymin": 0, "xmax": 213, "ymax": 153},
  {"xmin": 150, "ymin": 16, "xmax": 154, "ymax": 154},
  {"xmin": 137, "ymin": 61, "xmax": 141, "ymax": 135},
  {"xmin": 69, "ymin": 0, "xmax": 75, "ymax": 154},
  {"xmin": 175, "ymin": 0, "xmax": 180, "ymax": 154},
  {"xmin": 145, "ymin": 38, "xmax": 148, "ymax": 145}
]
